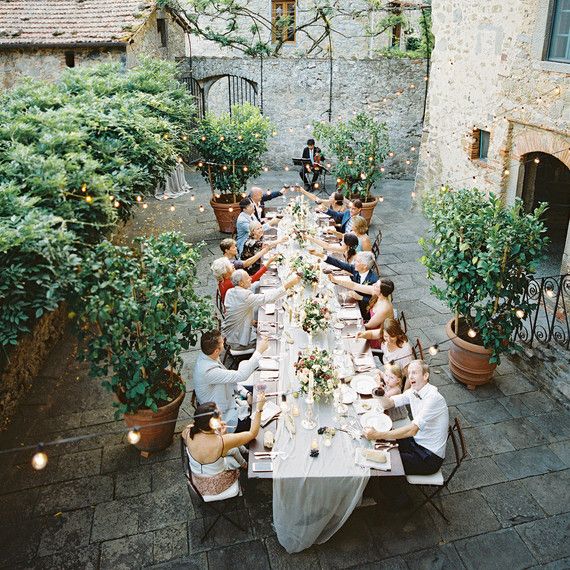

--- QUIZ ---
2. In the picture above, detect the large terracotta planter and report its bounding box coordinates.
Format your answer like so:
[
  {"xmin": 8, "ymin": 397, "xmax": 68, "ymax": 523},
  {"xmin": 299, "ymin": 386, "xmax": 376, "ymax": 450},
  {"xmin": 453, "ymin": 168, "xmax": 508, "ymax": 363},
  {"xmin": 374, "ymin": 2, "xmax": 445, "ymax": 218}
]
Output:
[
  {"xmin": 124, "ymin": 388, "xmax": 185, "ymax": 455},
  {"xmin": 210, "ymin": 197, "xmax": 240, "ymax": 233},
  {"xmin": 358, "ymin": 197, "xmax": 379, "ymax": 225},
  {"xmin": 445, "ymin": 319, "xmax": 496, "ymax": 390}
]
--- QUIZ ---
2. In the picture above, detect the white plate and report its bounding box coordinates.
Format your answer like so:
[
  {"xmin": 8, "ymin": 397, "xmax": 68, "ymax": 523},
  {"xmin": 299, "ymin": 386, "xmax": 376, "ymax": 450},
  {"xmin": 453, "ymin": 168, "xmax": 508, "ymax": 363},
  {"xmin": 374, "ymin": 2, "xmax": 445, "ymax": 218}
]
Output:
[
  {"xmin": 361, "ymin": 411, "xmax": 393, "ymax": 432},
  {"xmin": 352, "ymin": 375, "xmax": 377, "ymax": 395},
  {"xmin": 340, "ymin": 386, "xmax": 357, "ymax": 404}
]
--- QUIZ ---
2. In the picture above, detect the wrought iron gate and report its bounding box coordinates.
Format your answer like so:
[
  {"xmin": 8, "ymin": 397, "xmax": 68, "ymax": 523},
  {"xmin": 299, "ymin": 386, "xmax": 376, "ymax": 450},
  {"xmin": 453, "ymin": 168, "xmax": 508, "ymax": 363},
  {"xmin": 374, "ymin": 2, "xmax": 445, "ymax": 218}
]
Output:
[{"xmin": 179, "ymin": 74, "xmax": 205, "ymax": 119}]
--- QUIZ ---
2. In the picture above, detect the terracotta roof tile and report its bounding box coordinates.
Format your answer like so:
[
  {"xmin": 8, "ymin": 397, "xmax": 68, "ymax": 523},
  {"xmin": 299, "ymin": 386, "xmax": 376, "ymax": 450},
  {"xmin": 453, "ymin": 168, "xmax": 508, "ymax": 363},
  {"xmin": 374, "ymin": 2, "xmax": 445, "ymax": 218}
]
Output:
[{"xmin": 0, "ymin": 0, "xmax": 157, "ymax": 47}]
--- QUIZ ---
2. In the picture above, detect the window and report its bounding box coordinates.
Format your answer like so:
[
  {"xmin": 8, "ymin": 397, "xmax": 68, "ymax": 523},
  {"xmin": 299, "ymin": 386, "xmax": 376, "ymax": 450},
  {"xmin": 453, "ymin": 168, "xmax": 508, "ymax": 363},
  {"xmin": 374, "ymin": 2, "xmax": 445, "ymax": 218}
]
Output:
[
  {"xmin": 391, "ymin": 23, "xmax": 402, "ymax": 48},
  {"xmin": 272, "ymin": 1, "xmax": 295, "ymax": 43},
  {"xmin": 468, "ymin": 128, "xmax": 490, "ymax": 160},
  {"xmin": 548, "ymin": 0, "xmax": 570, "ymax": 63},
  {"xmin": 64, "ymin": 51, "xmax": 75, "ymax": 68},
  {"xmin": 157, "ymin": 17, "xmax": 167, "ymax": 47}
]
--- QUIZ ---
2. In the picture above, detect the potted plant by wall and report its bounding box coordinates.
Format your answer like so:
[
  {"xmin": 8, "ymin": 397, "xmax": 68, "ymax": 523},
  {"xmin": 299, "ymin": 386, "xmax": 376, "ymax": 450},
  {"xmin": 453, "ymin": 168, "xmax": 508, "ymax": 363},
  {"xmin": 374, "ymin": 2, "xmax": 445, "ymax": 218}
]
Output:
[
  {"xmin": 192, "ymin": 103, "xmax": 274, "ymax": 233},
  {"xmin": 76, "ymin": 232, "xmax": 215, "ymax": 453},
  {"xmin": 420, "ymin": 187, "xmax": 548, "ymax": 389},
  {"xmin": 312, "ymin": 113, "xmax": 389, "ymax": 224}
]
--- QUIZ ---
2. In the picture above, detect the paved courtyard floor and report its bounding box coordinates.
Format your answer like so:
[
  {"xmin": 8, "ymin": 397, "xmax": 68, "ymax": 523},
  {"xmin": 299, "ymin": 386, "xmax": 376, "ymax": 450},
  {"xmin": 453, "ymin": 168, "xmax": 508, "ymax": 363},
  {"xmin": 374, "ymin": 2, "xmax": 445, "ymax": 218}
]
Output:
[{"xmin": 0, "ymin": 172, "xmax": 569, "ymax": 569}]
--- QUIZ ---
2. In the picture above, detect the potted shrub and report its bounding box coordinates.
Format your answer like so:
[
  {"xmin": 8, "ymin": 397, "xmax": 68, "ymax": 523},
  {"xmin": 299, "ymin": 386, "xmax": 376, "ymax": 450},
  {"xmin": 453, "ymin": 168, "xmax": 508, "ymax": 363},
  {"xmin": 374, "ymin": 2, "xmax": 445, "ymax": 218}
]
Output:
[
  {"xmin": 420, "ymin": 187, "xmax": 548, "ymax": 389},
  {"xmin": 192, "ymin": 103, "xmax": 274, "ymax": 233},
  {"xmin": 312, "ymin": 113, "xmax": 389, "ymax": 224},
  {"xmin": 76, "ymin": 232, "xmax": 215, "ymax": 453}
]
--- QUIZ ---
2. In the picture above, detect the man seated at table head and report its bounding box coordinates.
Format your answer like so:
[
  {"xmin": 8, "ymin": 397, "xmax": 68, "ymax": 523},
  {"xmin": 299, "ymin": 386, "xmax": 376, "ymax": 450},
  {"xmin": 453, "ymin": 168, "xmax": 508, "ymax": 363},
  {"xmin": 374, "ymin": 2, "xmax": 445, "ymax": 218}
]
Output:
[
  {"xmin": 249, "ymin": 185, "xmax": 285, "ymax": 222},
  {"xmin": 364, "ymin": 359, "xmax": 449, "ymax": 475},
  {"xmin": 193, "ymin": 330, "xmax": 271, "ymax": 433},
  {"xmin": 313, "ymin": 250, "xmax": 378, "ymax": 318},
  {"xmin": 222, "ymin": 269, "xmax": 302, "ymax": 350},
  {"xmin": 322, "ymin": 198, "xmax": 362, "ymax": 233},
  {"xmin": 236, "ymin": 198, "xmax": 279, "ymax": 256}
]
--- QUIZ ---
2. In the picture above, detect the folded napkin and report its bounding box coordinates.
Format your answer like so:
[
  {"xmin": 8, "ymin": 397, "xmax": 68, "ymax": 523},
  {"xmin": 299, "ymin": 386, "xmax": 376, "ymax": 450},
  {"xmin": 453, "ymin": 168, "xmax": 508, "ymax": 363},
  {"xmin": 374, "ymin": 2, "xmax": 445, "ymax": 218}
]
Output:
[
  {"xmin": 259, "ymin": 358, "xmax": 279, "ymax": 371},
  {"xmin": 353, "ymin": 399, "xmax": 378, "ymax": 415},
  {"xmin": 355, "ymin": 448, "xmax": 391, "ymax": 471},
  {"xmin": 251, "ymin": 401, "xmax": 281, "ymax": 426}
]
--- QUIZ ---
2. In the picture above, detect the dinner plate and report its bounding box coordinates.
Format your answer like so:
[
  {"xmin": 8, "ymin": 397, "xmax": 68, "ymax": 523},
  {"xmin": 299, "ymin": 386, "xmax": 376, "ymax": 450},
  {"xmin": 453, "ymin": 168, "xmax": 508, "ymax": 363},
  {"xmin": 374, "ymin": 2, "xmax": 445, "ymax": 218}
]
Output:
[
  {"xmin": 340, "ymin": 386, "xmax": 357, "ymax": 404},
  {"xmin": 352, "ymin": 375, "xmax": 377, "ymax": 395},
  {"xmin": 361, "ymin": 411, "xmax": 393, "ymax": 432}
]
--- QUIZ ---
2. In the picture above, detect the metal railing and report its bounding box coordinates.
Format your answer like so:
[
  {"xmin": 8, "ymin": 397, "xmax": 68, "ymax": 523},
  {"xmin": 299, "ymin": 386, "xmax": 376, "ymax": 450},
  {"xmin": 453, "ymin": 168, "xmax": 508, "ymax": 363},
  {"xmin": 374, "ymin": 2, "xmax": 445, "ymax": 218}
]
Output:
[{"xmin": 514, "ymin": 274, "xmax": 570, "ymax": 349}]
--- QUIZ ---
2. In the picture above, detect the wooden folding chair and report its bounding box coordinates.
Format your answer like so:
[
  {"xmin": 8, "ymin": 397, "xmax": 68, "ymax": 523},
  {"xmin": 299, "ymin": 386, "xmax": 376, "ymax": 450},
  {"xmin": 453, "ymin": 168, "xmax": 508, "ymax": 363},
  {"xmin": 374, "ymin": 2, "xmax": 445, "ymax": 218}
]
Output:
[
  {"xmin": 411, "ymin": 338, "xmax": 424, "ymax": 360},
  {"xmin": 404, "ymin": 417, "xmax": 467, "ymax": 523},
  {"xmin": 221, "ymin": 338, "xmax": 255, "ymax": 370},
  {"xmin": 215, "ymin": 289, "xmax": 226, "ymax": 318},
  {"xmin": 180, "ymin": 436, "xmax": 245, "ymax": 542},
  {"xmin": 397, "ymin": 311, "xmax": 408, "ymax": 334}
]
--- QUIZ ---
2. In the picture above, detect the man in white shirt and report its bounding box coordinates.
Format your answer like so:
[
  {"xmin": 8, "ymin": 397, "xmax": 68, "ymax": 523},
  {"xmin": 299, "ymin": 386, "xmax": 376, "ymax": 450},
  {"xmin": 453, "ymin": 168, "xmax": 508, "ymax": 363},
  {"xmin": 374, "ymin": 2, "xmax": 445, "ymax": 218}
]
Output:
[
  {"xmin": 193, "ymin": 330, "xmax": 270, "ymax": 432},
  {"xmin": 364, "ymin": 359, "xmax": 449, "ymax": 475},
  {"xmin": 222, "ymin": 269, "xmax": 302, "ymax": 350}
]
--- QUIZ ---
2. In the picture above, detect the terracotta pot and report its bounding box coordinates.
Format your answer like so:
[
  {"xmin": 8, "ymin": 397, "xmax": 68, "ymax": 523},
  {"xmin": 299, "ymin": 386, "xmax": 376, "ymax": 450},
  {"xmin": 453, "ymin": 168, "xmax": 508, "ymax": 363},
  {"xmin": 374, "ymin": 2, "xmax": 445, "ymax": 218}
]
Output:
[
  {"xmin": 210, "ymin": 197, "xmax": 240, "ymax": 233},
  {"xmin": 124, "ymin": 388, "xmax": 185, "ymax": 454},
  {"xmin": 358, "ymin": 197, "xmax": 379, "ymax": 225},
  {"xmin": 445, "ymin": 319, "xmax": 496, "ymax": 390}
]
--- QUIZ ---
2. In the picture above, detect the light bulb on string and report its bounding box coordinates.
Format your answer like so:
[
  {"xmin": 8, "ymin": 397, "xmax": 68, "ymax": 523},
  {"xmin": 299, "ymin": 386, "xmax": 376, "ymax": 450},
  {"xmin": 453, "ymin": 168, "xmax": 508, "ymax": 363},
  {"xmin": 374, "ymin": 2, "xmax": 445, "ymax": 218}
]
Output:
[
  {"xmin": 136, "ymin": 196, "xmax": 142, "ymax": 202},
  {"xmin": 467, "ymin": 328, "xmax": 477, "ymax": 338},
  {"xmin": 229, "ymin": 207, "xmax": 234, "ymax": 213},
  {"xmin": 170, "ymin": 205, "xmax": 176, "ymax": 212},
  {"xmin": 201, "ymin": 136, "xmax": 206, "ymax": 141},
  {"xmin": 411, "ymin": 191, "xmax": 417, "ymax": 199},
  {"xmin": 314, "ymin": 182, "xmax": 320, "ymax": 188},
  {"xmin": 360, "ymin": 173, "xmax": 367, "ymax": 180},
  {"xmin": 177, "ymin": 156, "xmax": 183, "ymax": 163},
  {"xmin": 190, "ymin": 194, "xmax": 195, "ymax": 202},
  {"xmin": 108, "ymin": 195, "xmax": 114, "ymax": 201},
  {"xmin": 32, "ymin": 445, "xmax": 48, "ymax": 470},
  {"xmin": 546, "ymin": 286, "xmax": 555, "ymax": 298},
  {"xmin": 263, "ymin": 166, "xmax": 269, "ymax": 172},
  {"xmin": 272, "ymin": 130, "xmax": 277, "ymax": 136},
  {"xmin": 215, "ymin": 193, "xmax": 221, "ymax": 199},
  {"xmin": 336, "ymin": 178, "xmax": 342, "ymax": 184},
  {"xmin": 428, "ymin": 344, "xmax": 439, "ymax": 356},
  {"xmin": 411, "ymin": 146, "xmax": 416, "ymax": 152},
  {"xmin": 113, "ymin": 200, "xmax": 120, "ymax": 208},
  {"xmin": 81, "ymin": 183, "xmax": 87, "ymax": 192},
  {"xmin": 347, "ymin": 159, "xmax": 353, "ymax": 165},
  {"xmin": 222, "ymin": 165, "xmax": 228, "ymax": 171},
  {"xmin": 285, "ymin": 166, "xmax": 290, "ymax": 171},
  {"xmin": 219, "ymin": 136, "xmax": 225, "ymax": 141},
  {"xmin": 238, "ymin": 135, "xmax": 243, "ymax": 140},
  {"xmin": 326, "ymin": 163, "xmax": 331, "ymax": 168},
  {"xmin": 243, "ymin": 166, "xmax": 248, "ymax": 172},
  {"xmin": 209, "ymin": 417, "xmax": 222, "ymax": 430},
  {"xmin": 424, "ymin": 75, "xmax": 429, "ymax": 81},
  {"xmin": 142, "ymin": 203, "xmax": 148, "ymax": 209},
  {"xmin": 410, "ymin": 83, "xmax": 416, "ymax": 89},
  {"xmin": 378, "ymin": 195, "xmax": 384, "ymax": 202},
  {"xmin": 503, "ymin": 169, "xmax": 510, "ymax": 176},
  {"xmin": 85, "ymin": 195, "xmax": 93, "ymax": 203},
  {"xmin": 199, "ymin": 205, "xmax": 205, "ymax": 213},
  {"xmin": 405, "ymin": 159, "xmax": 411, "ymax": 165},
  {"xmin": 388, "ymin": 151, "xmax": 394, "ymax": 157},
  {"xmin": 515, "ymin": 308, "xmax": 525, "ymax": 319},
  {"xmin": 182, "ymin": 135, "xmax": 188, "ymax": 141},
  {"xmin": 198, "ymin": 161, "xmax": 203, "ymax": 168},
  {"xmin": 380, "ymin": 167, "xmax": 385, "ymax": 172},
  {"xmin": 127, "ymin": 428, "xmax": 141, "ymax": 445},
  {"xmin": 534, "ymin": 158, "xmax": 540, "ymax": 164}
]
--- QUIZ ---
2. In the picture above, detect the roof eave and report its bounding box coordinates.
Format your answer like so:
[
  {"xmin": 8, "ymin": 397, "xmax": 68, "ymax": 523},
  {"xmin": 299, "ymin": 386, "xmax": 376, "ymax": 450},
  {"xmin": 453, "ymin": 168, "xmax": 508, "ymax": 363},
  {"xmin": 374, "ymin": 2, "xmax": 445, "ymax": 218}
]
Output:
[{"xmin": 0, "ymin": 41, "xmax": 128, "ymax": 51}]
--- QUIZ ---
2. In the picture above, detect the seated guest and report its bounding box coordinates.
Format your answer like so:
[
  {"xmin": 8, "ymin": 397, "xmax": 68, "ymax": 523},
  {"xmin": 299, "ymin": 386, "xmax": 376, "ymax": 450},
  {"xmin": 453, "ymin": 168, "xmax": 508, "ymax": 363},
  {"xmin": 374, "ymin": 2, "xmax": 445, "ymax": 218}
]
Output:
[
  {"xmin": 249, "ymin": 186, "xmax": 285, "ymax": 222},
  {"xmin": 182, "ymin": 394, "xmax": 267, "ymax": 497},
  {"xmin": 220, "ymin": 238, "xmax": 269, "ymax": 271},
  {"xmin": 364, "ymin": 360, "xmax": 449, "ymax": 475},
  {"xmin": 323, "ymin": 199, "xmax": 362, "ymax": 233},
  {"xmin": 211, "ymin": 256, "xmax": 277, "ymax": 303},
  {"xmin": 193, "ymin": 331, "xmax": 270, "ymax": 432},
  {"xmin": 223, "ymin": 270, "xmax": 301, "ymax": 350},
  {"xmin": 359, "ymin": 317, "xmax": 413, "ymax": 371},
  {"xmin": 297, "ymin": 187, "xmax": 346, "ymax": 211},
  {"xmin": 331, "ymin": 277, "xmax": 394, "ymax": 347},
  {"xmin": 242, "ymin": 221, "xmax": 287, "ymax": 275},
  {"xmin": 307, "ymin": 232, "xmax": 359, "ymax": 264},
  {"xmin": 324, "ymin": 215, "xmax": 372, "ymax": 252},
  {"xmin": 377, "ymin": 362, "xmax": 404, "ymax": 398},
  {"xmin": 313, "ymin": 250, "xmax": 378, "ymax": 318},
  {"xmin": 236, "ymin": 198, "xmax": 279, "ymax": 256}
]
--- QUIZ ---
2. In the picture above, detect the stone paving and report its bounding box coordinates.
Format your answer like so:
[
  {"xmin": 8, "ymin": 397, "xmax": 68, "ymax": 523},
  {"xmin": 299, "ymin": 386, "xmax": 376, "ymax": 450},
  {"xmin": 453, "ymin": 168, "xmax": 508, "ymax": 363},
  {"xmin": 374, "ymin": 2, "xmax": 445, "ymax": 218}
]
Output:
[{"xmin": 0, "ymin": 172, "xmax": 569, "ymax": 569}]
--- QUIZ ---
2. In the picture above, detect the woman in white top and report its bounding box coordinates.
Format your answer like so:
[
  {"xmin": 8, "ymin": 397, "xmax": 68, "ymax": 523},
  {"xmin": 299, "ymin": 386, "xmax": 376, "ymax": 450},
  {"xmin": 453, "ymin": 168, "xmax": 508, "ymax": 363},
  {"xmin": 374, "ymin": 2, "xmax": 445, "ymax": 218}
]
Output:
[{"xmin": 182, "ymin": 395, "xmax": 266, "ymax": 497}]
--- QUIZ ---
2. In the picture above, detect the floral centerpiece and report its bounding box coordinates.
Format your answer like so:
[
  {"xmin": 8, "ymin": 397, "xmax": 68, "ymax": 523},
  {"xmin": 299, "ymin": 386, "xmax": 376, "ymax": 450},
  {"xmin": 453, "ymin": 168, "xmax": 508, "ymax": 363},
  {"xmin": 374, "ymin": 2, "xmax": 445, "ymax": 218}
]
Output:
[
  {"xmin": 285, "ymin": 196, "xmax": 317, "ymax": 246},
  {"xmin": 300, "ymin": 296, "xmax": 331, "ymax": 334},
  {"xmin": 294, "ymin": 347, "xmax": 339, "ymax": 400},
  {"xmin": 291, "ymin": 256, "xmax": 320, "ymax": 286}
]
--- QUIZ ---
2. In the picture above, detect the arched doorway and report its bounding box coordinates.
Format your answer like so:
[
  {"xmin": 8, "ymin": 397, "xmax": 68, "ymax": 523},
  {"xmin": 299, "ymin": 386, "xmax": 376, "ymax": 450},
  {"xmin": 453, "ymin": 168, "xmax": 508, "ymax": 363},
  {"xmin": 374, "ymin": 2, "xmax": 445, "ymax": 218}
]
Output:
[
  {"xmin": 521, "ymin": 152, "xmax": 570, "ymax": 276},
  {"xmin": 201, "ymin": 74, "xmax": 260, "ymax": 116}
]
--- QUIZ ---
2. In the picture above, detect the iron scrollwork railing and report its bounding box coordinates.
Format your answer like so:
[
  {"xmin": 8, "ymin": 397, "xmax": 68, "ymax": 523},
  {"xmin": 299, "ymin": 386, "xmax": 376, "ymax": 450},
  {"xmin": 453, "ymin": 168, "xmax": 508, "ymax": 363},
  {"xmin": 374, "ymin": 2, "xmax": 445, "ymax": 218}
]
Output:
[{"xmin": 514, "ymin": 274, "xmax": 570, "ymax": 349}]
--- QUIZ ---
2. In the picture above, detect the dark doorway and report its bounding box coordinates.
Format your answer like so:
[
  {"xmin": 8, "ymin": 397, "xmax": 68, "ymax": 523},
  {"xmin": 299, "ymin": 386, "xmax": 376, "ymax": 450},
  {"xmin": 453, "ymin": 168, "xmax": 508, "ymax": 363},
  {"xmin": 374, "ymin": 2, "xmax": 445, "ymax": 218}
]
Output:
[{"xmin": 521, "ymin": 152, "xmax": 570, "ymax": 276}]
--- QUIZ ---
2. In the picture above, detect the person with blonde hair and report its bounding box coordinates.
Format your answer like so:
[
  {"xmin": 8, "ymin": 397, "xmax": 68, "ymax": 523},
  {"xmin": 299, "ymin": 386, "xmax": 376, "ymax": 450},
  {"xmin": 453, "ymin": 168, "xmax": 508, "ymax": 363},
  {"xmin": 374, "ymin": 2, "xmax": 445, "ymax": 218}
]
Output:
[
  {"xmin": 377, "ymin": 361, "xmax": 404, "ymax": 398},
  {"xmin": 359, "ymin": 317, "xmax": 412, "ymax": 370}
]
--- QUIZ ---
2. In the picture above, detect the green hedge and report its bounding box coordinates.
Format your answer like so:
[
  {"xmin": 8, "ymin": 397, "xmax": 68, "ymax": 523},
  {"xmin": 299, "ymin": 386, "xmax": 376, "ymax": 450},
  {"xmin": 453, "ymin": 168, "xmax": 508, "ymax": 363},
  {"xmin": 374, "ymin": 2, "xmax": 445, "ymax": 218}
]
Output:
[{"xmin": 0, "ymin": 58, "xmax": 196, "ymax": 349}]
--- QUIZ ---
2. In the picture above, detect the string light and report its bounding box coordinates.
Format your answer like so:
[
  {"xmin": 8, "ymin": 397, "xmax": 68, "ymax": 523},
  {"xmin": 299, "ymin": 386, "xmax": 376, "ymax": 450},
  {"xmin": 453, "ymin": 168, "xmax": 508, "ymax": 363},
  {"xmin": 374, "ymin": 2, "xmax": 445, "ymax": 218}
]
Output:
[
  {"xmin": 378, "ymin": 195, "xmax": 384, "ymax": 202},
  {"xmin": 108, "ymin": 195, "xmax": 114, "ymax": 201},
  {"xmin": 388, "ymin": 151, "xmax": 394, "ymax": 157},
  {"xmin": 142, "ymin": 203, "xmax": 148, "ymax": 209},
  {"xmin": 215, "ymin": 193, "xmax": 221, "ymax": 199},
  {"xmin": 515, "ymin": 308, "xmax": 525, "ymax": 319},
  {"xmin": 285, "ymin": 166, "xmax": 290, "ymax": 171},
  {"xmin": 410, "ymin": 83, "xmax": 416, "ymax": 89},
  {"xmin": 368, "ymin": 156, "xmax": 374, "ymax": 162},
  {"xmin": 136, "ymin": 196, "xmax": 142, "ymax": 202},
  {"xmin": 201, "ymin": 136, "xmax": 206, "ymax": 141},
  {"xmin": 127, "ymin": 429, "xmax": 141, "ymax": 445},
  {"xmin": 263, "ymin": 166, "xmax": 269, "ymax": 172},
  {"xmin": 31, "ymin": 446, "xmax": 48, "ymax": 470},
  {"xmin": 177, "ymin": 156, "xmax": 183, "ymax": 163},
  {"xmin": 347, "ymin": 160, "xmax": 353, "ymax": 165},
  {"xmin": 113, "ymin": 200, "xmax": 120, "ymax": 208},
  {"xmin": 467, "ymin": 328, "xmax": 477, "ymax": 338},
  {"xmin": 380, "ymin": 167, "xmax": 385, "ymax": 172},
  {"xmin": 405, "ymin": 159, "xmax": 411, "ymax": 165},
  {"xmin": 243, "ymin": 166, "xmax": 248, "ymax": 172},
  {"xmin": 272, "ymin": 130, "xmax": 277, "ymax": 136},
  {"xmin": 222, "ymin": 165, "xmax": 228, "ymax": 171},
  {"xmin": 229, "ymin": 207, "xmax": 234, "ymax": 212},
  {"xmin": 411, "ymin": 146, "xmax": 416, "ymax": 152},
  {"xmin": 314, "ymin": 182, "xmax": 320, "ymax": 188},
  {"xmin": 411, "ymin": 191, "xmax": 417, "ymax": 199},
  {"xmin": 238, "ymin": 135, "xmax": 243, "ymax": 140},
  {"xmin": 428, "ymin": 344, "xmax": 439, "ymax": 356},
  {"xmin": 170, "ymin": 205, "xmax": 176, "ymax": 212},
  {"xmin": 219, "ymin": 136, "xmax": 225, "ymax": 141},
  {"xmin": 534, "ymin": 158, "xmax": 540, "ymax": 164},
  {"xmin": 503, "ymin": 169, "xmax": 510, "ymax": 176},
  {"xmin": 360, "ymin": 173, "xmax": 367, "ymax": 180},
  {"xmin": 199, "ymin": 205, "xmax": 205, "ymax": 213},
  {"xmin": 190, "ymin": 194, "xmax": 195, "ymax": 201},
  {"xmin": 546, "ymin": 286, "xmax": 555, "ymax": 298},
  {"xmin": 81, "ymin": 184, "xmax": 87, "ymax": 192},
  {"xmin": 85, "ymin": 195, "xmax": 93, "ymax": 203},
  {"xmin": 182, "ymin": 135, "xmax": 188, "ymax": 141}
]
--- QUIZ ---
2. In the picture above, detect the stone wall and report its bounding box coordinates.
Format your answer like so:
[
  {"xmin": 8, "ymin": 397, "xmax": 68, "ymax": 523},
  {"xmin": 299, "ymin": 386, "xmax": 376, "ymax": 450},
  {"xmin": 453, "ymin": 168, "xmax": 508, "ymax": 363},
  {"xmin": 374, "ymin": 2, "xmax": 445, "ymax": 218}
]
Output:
[
  {"xmin": 415, "ymin": 0, "xmax": 569, "ymax": 201},
  {"xmin": 0, "ymin": 46, "xmax": 122, "ymax": 89},
  {"xmin": 191, "ymin": 55, "xmax": 427, "ymax": 178}
]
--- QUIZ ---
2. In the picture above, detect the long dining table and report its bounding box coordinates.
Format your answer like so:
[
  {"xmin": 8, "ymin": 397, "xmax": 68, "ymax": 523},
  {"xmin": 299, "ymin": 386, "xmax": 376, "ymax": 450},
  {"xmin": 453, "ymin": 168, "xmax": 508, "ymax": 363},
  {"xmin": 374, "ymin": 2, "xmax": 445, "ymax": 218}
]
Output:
[{"xmin": 244, "ymin": 208, "xmax": 410, "ymax": 553}]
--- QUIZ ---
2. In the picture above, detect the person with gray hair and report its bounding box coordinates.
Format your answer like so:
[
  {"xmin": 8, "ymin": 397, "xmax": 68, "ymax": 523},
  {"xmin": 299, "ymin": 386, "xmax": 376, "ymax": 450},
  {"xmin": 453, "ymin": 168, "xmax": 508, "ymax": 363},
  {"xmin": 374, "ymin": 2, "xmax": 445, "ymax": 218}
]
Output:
[
  {"xmin": 311, "ymin": 249, "xmax": 378, "ymax": 319},
  {"xmin": 223, "ymin": 270, "xmax": 302, "ymax": 350},
  {"xmin": 249, "ymin": 185, "xmax": 286, "ymax": 222},
  {"xmin": 219, "ymin": 237, "xmax": 269, "ymax": 271}
]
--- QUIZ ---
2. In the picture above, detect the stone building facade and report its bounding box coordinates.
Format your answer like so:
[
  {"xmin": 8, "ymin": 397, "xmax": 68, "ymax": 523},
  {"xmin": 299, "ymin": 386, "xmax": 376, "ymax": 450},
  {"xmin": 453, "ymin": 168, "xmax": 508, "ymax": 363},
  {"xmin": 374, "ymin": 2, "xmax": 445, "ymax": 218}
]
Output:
[
  {"xmin": 187, "ymin": 1, "xmax": 429, "ymax": 177},
  {"xmin": 415, "ymin": 0, "xmax": 570, "ymax": 273},
  {"xmin": 0, "ymin": 1, "xmax": 190, "ymax": 89}
]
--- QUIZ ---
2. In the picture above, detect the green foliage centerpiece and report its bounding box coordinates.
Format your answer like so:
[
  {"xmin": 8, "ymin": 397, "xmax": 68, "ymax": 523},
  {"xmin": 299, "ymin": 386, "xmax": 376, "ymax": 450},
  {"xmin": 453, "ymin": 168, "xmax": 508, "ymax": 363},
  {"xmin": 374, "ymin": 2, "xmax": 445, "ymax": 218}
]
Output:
[
  {"xmin": 291, "ymin": 256, "xmax": 320, "ymax": 287},
  {"xmin": 300, "ymin": 297, "xmax": 331, "ymax": 335},
  {"xmin": 294, "ymin": 347, "xmax": 339, "ymax": 400},
  {"xmin": 420, "ymin": 187, "xmax": 548, "ymax": 383}
]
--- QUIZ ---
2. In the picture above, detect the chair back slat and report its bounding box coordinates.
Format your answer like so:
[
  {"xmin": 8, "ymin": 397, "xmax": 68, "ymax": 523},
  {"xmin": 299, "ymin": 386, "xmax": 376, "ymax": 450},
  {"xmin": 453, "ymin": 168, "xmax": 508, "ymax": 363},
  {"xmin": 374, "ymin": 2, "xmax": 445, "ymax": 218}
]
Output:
[
  {"xmin": 371, "ymin": 229, "xmax": 382, "ymax": 260},
  {"xmin": 398, "ymin": 311, "xmax": 408, "ymax": 334},
  {"xmin": 215, "ymin": 289, "xmax": 226, "ymax": 317},
  {"xmin": 412, "ymin": 338, "xmax": 424, "ymax": 360}
]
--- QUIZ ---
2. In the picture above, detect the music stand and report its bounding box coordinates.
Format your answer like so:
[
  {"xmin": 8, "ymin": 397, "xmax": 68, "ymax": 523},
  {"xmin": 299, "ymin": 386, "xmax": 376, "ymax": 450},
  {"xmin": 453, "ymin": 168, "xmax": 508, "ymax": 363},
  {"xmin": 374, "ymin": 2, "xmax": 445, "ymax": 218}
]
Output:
[{"xmin": 292, "ymin": 158, "xmax": 330, "ymax": 196}]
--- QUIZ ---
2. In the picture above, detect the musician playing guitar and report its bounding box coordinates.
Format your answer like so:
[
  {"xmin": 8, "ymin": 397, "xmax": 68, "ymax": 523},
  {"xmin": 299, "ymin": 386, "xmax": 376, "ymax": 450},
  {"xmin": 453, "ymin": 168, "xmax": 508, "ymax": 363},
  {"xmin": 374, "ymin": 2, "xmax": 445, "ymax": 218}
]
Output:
[{"xmin": 299, "ymin": 138, "xmax": 326, "ymax": 189}]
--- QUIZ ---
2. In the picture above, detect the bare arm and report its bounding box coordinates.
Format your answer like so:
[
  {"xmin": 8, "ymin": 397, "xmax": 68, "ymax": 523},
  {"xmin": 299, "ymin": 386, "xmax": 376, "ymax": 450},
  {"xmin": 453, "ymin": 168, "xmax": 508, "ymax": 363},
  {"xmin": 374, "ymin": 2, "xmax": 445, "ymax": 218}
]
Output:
[
  {"xmin": 222, "ymin": 396, "xmax": 265, "ymax": 452},
  {"xmin": 365, "ymin": 304, "xmax": 393, "ymax": 330},
  {"xmin": 329, "ymin": 274, "xmax": 376, "ymax": 295},
  {"xmin": 297, "ymin": 185, "xmax": 321, "ymax": 203},
  {"xmin": 364, "ymin": 422, "xmax": 419, "ymax": 441},
  {"xmin": 242, "ymin": 245, "xmax": 269, "ymax": 269},
  {"xmin": 307, "ymin": 235, "xmax": 345, "ymax": 254},
  {"xmin": 359, "ymin": 235, "xmax": 372, "ymax": 251}
]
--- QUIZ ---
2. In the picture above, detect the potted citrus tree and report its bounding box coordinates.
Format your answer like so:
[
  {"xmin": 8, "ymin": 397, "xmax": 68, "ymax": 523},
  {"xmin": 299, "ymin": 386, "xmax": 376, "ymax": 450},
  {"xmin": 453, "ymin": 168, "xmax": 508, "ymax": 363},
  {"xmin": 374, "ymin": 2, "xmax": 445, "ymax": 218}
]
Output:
[
  {"xmin": 192, "ymin": 103, "xmax": 274, "ymax": 233},
  {"xmin": 312, "ymin": 113, "xmax": 389, "ymax": 223},
  {"xmin": 76, "ymin": 232, "xmax": 215, "ymax": 453},
  {"xmin": 420, "ymin": 187, "xmax": 548, "ymax": 389}
]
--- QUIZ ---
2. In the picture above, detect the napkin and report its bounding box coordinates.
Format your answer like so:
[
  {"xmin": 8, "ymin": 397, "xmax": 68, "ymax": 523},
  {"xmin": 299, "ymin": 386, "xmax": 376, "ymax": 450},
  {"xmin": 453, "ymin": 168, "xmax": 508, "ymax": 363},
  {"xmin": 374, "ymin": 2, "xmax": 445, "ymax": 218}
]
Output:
[
  {"xmin": 264, "ymin": 304, "xmax": 276, "ymax": 315},
  {"xmin": 251, "ymin": 400, "xmax": 281, "ymax": 426},
  {"xmin": 355, "ymin": 448, "xmax": 391, "ymax": 471}
]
